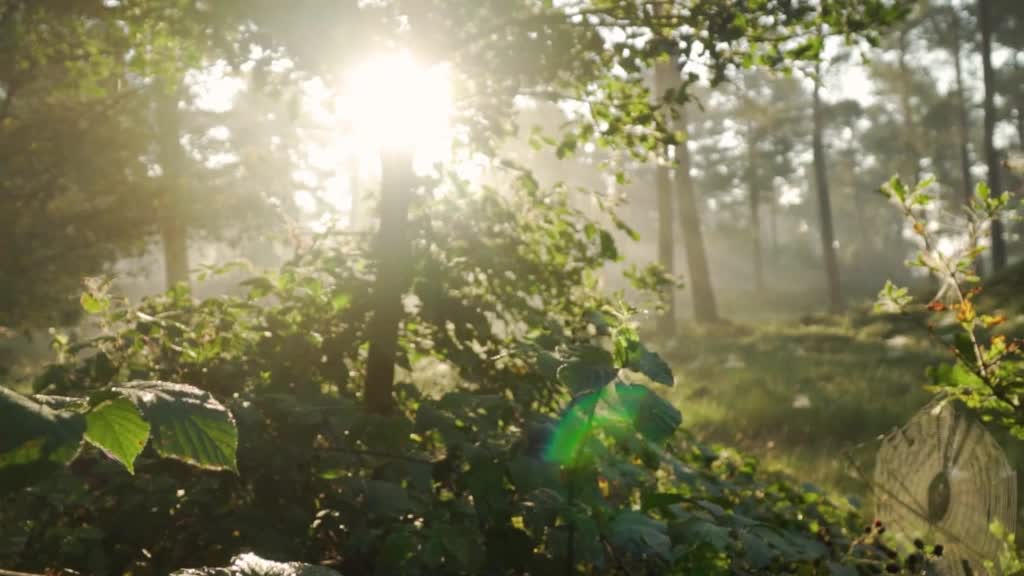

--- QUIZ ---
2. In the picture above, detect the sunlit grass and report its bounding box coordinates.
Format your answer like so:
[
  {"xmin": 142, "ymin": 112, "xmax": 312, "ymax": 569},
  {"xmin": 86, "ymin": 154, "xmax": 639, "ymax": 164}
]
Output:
[{"xmin": 665, "ymin": 316, "xmax": 941, "ymax": 497}]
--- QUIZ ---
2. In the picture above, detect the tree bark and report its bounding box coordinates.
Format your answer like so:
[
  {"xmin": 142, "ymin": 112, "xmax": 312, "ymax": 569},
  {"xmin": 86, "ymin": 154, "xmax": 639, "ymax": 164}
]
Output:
[
  {"xmin": 897, "ymin": 28, "xmax": 922, "ymax": 185},
  {"xmin": 348, "ymin": 154, "xmax": 361, "ymax": 230},
  {"xmin": 812, "ymin": 64, "xmax": 843, "ymax": 314},
  {"xmin": 156, "ymin": 89, "xmax": 190, "ymax": 289},
  {"xmin": 1016, "ymin": 50, "xmax": 1024, "ymax": 151},
  {"xmin": 364, "ymin": 149, "xmax": 414, "ymax": 414},
  {"xmin": 951, "ymin": 8, "xmax": 974, "ymax": 208},
  {"xmin": 979, "ymin": 0, "xmax": 1008, "ymax": 272},
  {"xmin": 653, "ymin": 60, "xmax": 676, "ymax": 337},
  {"xmin": 674, "ymin": 105, "xmax": 720, "ymax": 324},
  {"xmin": 746, "ymin": 120, "xmax": 764, "ymax": 291}
]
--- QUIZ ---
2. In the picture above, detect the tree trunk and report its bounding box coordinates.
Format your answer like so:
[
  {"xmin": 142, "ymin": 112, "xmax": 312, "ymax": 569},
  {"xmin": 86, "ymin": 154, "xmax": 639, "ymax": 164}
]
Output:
[
  {"xmin": 653, "ymin": 60, "xmax": 676, "ymax": 337},
  {"xmin": 952, "ymin": 9, "xmax": 974, "ymax": 208},
  {"xmin": 770, "ymin": 140, "xmax": 783, "ymax": 254},
  {"xmin": 746, "ymin": 121, "xmax": 764, "ymax": 291},
  {"xmin": 156, "ymin": 90, "xmax": 190, "ymax": 289},
  {"xmin": 364, "ymin": 150, "xmax": 415, "ymax": 414},
  {"xmin": 812, "ymin": 64, "xmax": 843, "ymax": 314},
  {"xmin": 674, "ymin": 105, "xmax": 720, "ymax": 324},
  {"xmin": 897, "ymin": 28, "xmax": 922, "ymax": 185},
  {"xmin": 349, "ymin": 154, "xmax": 361, "ymax": 230},
  {"xmin": 979, "ymin": 0, "xmax": 1008, "ymax": 272},
  {"xmin": 1016, "ymin": 50, "xmax": 1024, "ymax": 151}
]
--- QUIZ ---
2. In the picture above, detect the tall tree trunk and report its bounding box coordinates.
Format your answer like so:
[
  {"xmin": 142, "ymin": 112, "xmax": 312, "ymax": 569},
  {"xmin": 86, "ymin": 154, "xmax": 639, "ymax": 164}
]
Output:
[
  {"xmin": 653, "ymin": 60, "xmax": 676, "ymax": 337},
  {"xmin": 897, "ymin": 28, "xmax": 922, "ymax": 185},
  {"xmin": 769, "ymin": 186, "xmax": 779, "ymax": 253},
  {"xmin": 745, "ymin": 121, "xmax": 764, "ymax": 291},
  {"xmin": 812, "ymin": 64, "xmax": 843, "ymax": 314},
  {"xmin": 979, "ymin": 0, "xmax": 1008, "ymax": 272},
  {"xmin": 770, "ymin": 140, "xmax": 783, "ymax": 254},
  {"xmin": 156, "ymin": 90, "xmax": 190, "ymax": 289},
  {"xmin": 349, "ymin": 154, "xmax": 361, "ymax": 230},
  {"xmin": 364, "ymin": 150, "xmax": 414, "ymax": 414},
  {"xmin": 952, "ymin": 9, "xmax": 974, "ymax": 207},
  {"xmin": 674, "ymin": 105, "xmax": 720, "ymax": 324},
  {"xmin": 1016, "ymin": 50, "xmax": 1024, "ymax": 150}
]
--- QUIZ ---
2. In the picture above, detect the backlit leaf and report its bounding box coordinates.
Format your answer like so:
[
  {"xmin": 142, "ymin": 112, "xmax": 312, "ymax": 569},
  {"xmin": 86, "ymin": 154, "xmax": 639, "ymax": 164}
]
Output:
[
  {"xmin": 113, "ymin": 381, "xmax": 237, "ymax": 472},
  {"xmin": 84, "ymin": 397, "xmax": 150, "ymax": 474}
]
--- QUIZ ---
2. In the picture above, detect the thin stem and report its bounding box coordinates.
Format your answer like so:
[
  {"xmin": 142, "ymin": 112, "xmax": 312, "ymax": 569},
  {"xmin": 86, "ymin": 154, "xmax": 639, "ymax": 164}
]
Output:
[{"xmin": 901, "ymin": 204, "xmax": 990, "ymax": 381}]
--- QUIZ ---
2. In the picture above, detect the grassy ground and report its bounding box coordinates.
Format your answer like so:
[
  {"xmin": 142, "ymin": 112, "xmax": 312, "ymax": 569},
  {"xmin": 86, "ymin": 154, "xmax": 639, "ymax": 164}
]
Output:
[
  {"xmin": 662, "ymin": 261, "xmax": 1024, "ymax": 504},
  {"xmin": 663, "ymin": 310, "xmax": 943, "ymax": 500}
]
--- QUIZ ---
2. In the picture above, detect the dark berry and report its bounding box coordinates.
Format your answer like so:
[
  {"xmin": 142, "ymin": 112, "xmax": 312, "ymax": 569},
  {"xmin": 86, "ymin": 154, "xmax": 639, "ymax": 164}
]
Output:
[
  {"xmin": 932, "ymin": 544, "xmax": 944, "ymax": 557},
  {"xmin": 886, "ymin": 563, "xmax": 900, "ymax": 573},
  {"xmin": 913, "ymin": 538, "xmax": 924, "ymax": 550}
]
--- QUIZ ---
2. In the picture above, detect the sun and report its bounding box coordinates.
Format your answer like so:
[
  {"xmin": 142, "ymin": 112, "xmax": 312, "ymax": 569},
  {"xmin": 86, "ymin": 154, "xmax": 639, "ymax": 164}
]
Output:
[{"xmin": 340, "ymin": 51, "xmax": 455, "ymax": 165}]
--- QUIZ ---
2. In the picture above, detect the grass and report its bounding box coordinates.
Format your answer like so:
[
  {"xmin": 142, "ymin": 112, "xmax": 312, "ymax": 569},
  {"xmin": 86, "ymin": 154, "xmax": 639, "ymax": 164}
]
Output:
[
  {"xmin": 662, "ymin": 310, "xmax": 942, "ymax": 500},
  {"xmin": 662, "ymin": 261, "xmax": 1024, "ymax": 505}
]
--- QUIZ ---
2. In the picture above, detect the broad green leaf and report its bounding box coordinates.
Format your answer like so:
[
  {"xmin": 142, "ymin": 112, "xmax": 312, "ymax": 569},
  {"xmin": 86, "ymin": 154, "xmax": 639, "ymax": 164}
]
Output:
[
  {"xmin": 556, "ymin": 346, "xmax": 617, "ymax": 394},
  {"xmin": 742, "ymin": 527, "xmax": 826, "ymax": 566},
  {"xmin": 740, "ymin": 531, "xmax": 776, "ymax": 569},
  {"xmin": 0, "ymin": 386, "xmax": 85, "ymax": 491},
  {"xmin": 114, "ymin": 381, "xmax": 237, "ymax": 472},
  {"xmin": 365, "ymin": 480, "xmax": 414, "ymax": 517},
  {"xmin": 641, "ymin": 491, "xmax": 687, "ymax": 512},
  {"xmin": 623, "ymin": 342, "xmax": 674, "ymax": 386},
  {"xmin": 611, "ymin": 384, "xmax": 682, "ymax": 442},
  {"xmin": 827, "ymin": 561, "xmax": 858, "ymax": 576},
  {"xmin": 543, "ymin": 391, "xmax": 600, "ymax": 464},
  {"xmin": 84, "ymin": 397, "xmax": 150, "ymax": 474},
  {"xmin": 608, "ymin": 511, "xmax": 672, "ymax": 564},
  {"xmin": 671, "ymin": 517, "xmax": 732, "ymax": 552}
]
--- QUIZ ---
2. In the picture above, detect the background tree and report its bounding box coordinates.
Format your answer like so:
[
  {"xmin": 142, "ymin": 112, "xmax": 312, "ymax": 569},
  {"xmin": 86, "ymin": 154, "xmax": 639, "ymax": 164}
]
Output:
[
  {"xmin": 811, "ymin": 56, "xmax": 844, "ymax": 314},
  {"xmin": 979, "ymin": 0, "xmax": 1008, "ymax": 271}
]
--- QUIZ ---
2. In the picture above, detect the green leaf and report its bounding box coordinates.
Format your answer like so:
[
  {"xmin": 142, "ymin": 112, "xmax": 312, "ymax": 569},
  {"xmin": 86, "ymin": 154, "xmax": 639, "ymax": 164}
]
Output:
[
  {"xmin": 641, "ymin": 491, "xmax": 687, "ymax": 512},
  {"xmin": 0, "ymin": 390, "xmax": 83, "ymax": 461},
  {"xmin": 623, "ymin": 341, "xmax": 674, "ymax": 386},
  {"xmin": 0, "ymin": 386, "xmax": 85, "ymax": 491},
  {"xmin": 827, "ymin": 561, "xmax": 858, "ymax": 576},
  {"xmin": 671, "ymin": 517, "xmax": 732, "ymax": 552},
  {"xmin": 80, "ymin": 291, "xmax": 110, "ymax": 315},
  {"xmin": 556, "ymin": 346, "xmax": 617, "ymax": 395},
  {"xmin": 365, "ymin": 480, "xmax": 414, "ymax": 517},
  {"xmin": 543, "ymin": 392, "xmax": 600, "ymax": 465},
  {"xmin": 609, "ymin": 511, "xmax": 672, "ymax": 564},
  {"xmin": 114, "ymin": 381, "xmax": 237, "ymax": 472},
  {"xmin": 611, "ymin": 384, "xmax": 682, "ymax": 442},
  {"xmin": 740, "ymin": 531, "xmax": 776, "ymax": 568},
  {"xmin": 84, "ymin": 397, "xmax": 150, "ymax": 474}
]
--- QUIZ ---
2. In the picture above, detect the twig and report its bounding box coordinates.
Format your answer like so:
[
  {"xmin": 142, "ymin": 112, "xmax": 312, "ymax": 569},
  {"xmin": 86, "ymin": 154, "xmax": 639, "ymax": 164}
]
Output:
[{"xmin": 0, "ymin": 569, "xmax": 48, "ymax": 576}]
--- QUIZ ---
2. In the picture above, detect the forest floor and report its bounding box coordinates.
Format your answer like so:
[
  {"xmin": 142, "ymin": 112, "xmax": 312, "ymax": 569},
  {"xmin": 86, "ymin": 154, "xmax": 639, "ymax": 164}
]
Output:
[
  {"xmin": 666, "ymin": 263, "xmax": 1024, "ymax": 504},
  {"xmin": 665, "ymin": 311, "xmax": 939, "ymax": 501}
]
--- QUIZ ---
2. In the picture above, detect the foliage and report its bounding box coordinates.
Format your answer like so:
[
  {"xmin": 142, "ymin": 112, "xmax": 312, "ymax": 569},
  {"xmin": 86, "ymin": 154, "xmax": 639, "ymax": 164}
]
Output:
[
  {"xmin": 665, "ymin": 318, "xmax": 939, "ymax": 496},
  {"xmin": 878, "ymin": 176, "xmax": 1024, "ymax": 438},
  {"xmin": 0, "ymin": 380, "xmax": 237, "ymax": 487},
  {"xmin": 985, "ymin": 520, "xmax": 1024, "ymax": 575},
  {"xmin": 0, "ymin": 2, "xmax": 956, "ymax": 575},
  {"xmin": 1, "ymin": 241, "xmax": 941, "ymax": 574}
]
